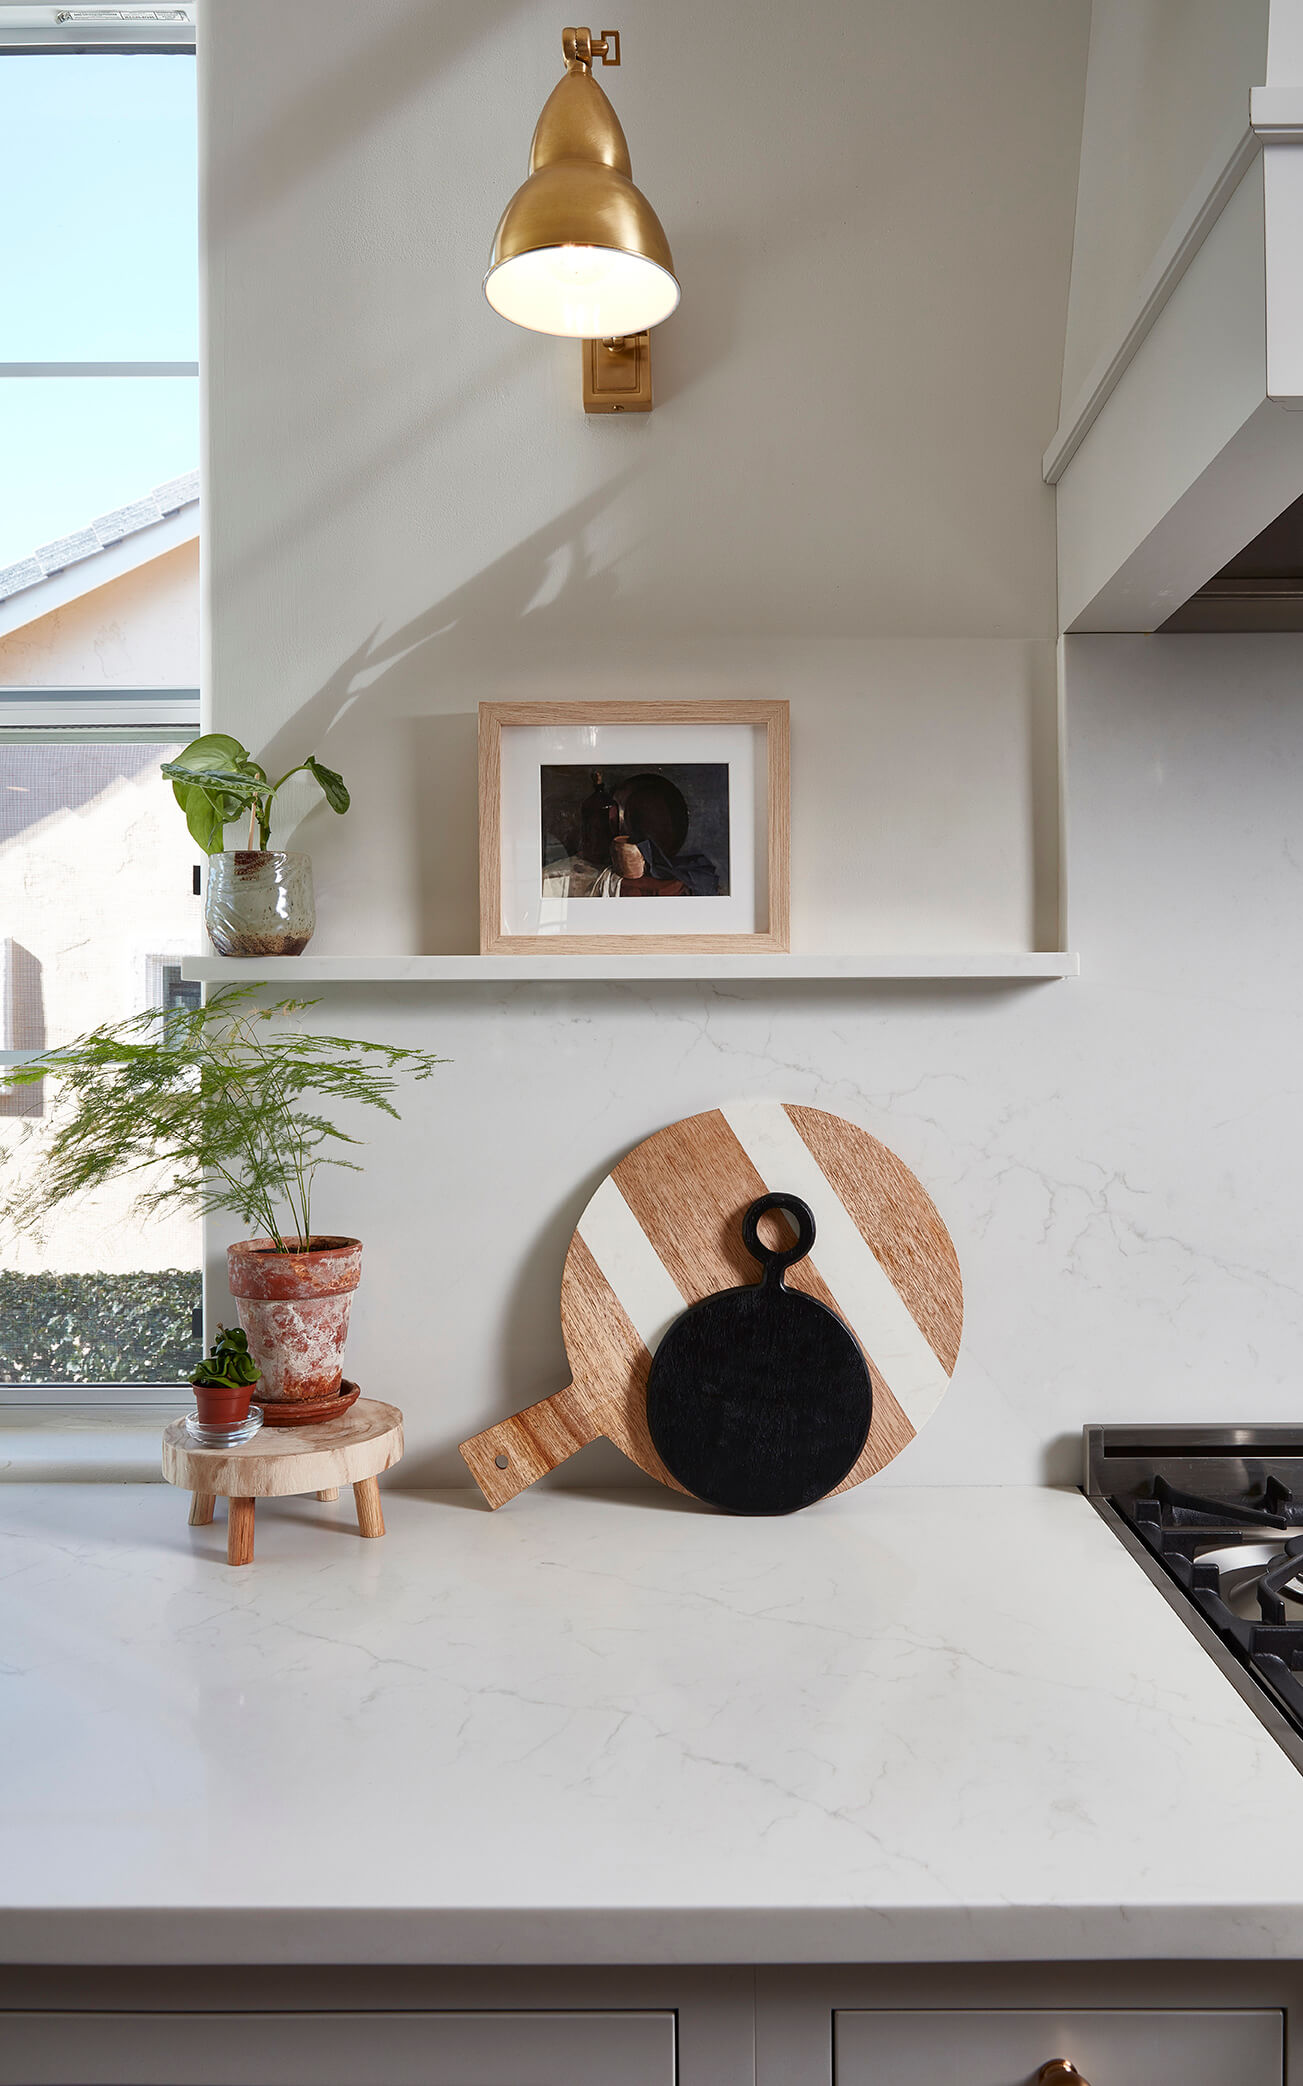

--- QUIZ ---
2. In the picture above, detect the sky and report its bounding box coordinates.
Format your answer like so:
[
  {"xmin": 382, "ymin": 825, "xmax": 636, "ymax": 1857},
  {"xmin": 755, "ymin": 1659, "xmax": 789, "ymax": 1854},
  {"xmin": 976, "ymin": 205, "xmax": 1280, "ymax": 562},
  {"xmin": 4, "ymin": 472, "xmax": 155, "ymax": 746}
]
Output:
[{"xmin": 0, "ymin": 53, "xmax": 198, "ymax": 569}]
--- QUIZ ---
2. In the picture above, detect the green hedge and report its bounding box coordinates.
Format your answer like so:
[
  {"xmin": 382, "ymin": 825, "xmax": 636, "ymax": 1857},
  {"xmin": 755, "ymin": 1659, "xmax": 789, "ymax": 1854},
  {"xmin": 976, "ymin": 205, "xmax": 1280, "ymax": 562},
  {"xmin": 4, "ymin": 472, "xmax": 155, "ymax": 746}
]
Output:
[{"xmin": 0, "ymin": 1269, "xmax": 202, "ymax": 1384}]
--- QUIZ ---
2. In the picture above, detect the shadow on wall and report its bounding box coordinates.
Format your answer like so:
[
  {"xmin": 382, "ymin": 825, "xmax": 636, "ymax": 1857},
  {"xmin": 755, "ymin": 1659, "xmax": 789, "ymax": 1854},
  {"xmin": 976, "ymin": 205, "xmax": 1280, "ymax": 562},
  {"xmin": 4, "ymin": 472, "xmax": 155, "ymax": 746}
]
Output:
[
  {"xmin": 209, "ymin": 0, "xmax": 534, "ymax": 238},
  {"xmin": 392, "ymin": 1137, "xmax": 630, "ymax": 1491},
  {"xmin": 214, "ymin": 325, "xmax": 544, "ymax": 609},
  {"xmin": 0, "ymin": 939, "xmax": 44, "ymax": 1120},
  {"xmin": 1029, "ymin": 649, "xmax": 1063, "ymax": 953},
  {"xmin": 256, "ymin": 475, "xmax": 635, "ymax": 952},
  {"xmin": 648, "ymin": 230, "xmax": 747, "ymax": 413},
  {"xmin": 385, "ymin": 975, "xmax": 1027, "ymax": 1486},
  {"xmin": 0, "ymin": 741, "xmax": 159, "ymax": 849},
  {"xmin": 1042, "ymin": 1431, "xmax": 1086, "ymax": 1489}
]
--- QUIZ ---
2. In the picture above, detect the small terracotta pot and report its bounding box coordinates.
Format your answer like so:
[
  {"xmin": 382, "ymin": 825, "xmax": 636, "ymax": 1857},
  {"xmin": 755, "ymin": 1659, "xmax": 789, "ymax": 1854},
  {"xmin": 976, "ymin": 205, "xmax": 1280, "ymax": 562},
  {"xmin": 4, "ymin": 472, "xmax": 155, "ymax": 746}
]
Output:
[
  {"xmin": 192, "ymin": 1380, "xmax": 254, "ymax": 1430},
  {"xmin": 227, "ymin": 1236, "xmax": 362, "ymax": 1402}
]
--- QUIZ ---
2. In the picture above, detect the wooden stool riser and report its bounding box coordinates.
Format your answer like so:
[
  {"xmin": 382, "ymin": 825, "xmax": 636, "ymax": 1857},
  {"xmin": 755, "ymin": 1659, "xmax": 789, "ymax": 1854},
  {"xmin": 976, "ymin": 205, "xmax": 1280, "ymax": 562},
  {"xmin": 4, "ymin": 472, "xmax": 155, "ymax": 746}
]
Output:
[
  {"xmin": 199, "ymin": 1485, "xmax": 389, "ymax": 1565},
  {"xmin": 164, "ymin": 1401, "xmax": 403, "ymax": 1566},
  {"xmin": 227, "ymin": 1496, "xmax": 255, "ymax": 1568}
]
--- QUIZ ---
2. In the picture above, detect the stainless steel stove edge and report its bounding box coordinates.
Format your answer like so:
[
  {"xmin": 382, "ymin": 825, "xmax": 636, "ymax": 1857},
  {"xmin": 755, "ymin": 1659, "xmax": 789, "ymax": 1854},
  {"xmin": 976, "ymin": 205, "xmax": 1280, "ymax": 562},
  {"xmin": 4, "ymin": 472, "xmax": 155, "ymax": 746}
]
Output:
[
  {"xmin": 1085, "ymin": 1489, "xmax": 1303, "ymax": 1776},
  {"xmin": 1084, "ymin": 1423, "xmax": 1303, "ymax": 1500}
]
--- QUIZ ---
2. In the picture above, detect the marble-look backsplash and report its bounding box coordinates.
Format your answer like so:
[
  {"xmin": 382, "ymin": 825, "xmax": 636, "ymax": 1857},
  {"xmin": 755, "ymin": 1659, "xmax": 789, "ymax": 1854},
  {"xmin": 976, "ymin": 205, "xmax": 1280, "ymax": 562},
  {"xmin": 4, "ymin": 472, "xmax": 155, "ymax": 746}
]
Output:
[{"xmin": 205, "ymin": 634, "xmax": 1303, "ymax": 1489}]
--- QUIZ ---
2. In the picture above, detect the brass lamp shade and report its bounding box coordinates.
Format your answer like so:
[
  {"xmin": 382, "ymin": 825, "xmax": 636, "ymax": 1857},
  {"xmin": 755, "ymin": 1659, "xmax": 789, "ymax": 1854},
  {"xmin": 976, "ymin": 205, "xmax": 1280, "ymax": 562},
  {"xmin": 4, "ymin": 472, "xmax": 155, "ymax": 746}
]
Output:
[{"xmin": 484, "ymin": 46, "xmax": 679, "ymax": 341}]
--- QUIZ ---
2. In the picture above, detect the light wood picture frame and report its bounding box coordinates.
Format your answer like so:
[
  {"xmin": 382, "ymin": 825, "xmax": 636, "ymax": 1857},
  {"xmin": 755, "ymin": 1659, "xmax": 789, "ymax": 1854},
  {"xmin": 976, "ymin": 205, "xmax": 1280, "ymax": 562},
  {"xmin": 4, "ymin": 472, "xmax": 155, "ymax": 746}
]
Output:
[{"xmin": 479, "ymin": 700, "xmax": 790, "ymax": 955}]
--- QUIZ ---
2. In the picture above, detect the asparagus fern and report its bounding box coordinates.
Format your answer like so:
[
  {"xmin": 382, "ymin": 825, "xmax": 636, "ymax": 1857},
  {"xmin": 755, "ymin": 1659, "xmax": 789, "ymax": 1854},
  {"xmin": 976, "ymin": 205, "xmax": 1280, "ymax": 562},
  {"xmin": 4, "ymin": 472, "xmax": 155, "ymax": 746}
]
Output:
[{"xmin": 0, "ymin": 989, "xmax": 445, "ymax": 1252}]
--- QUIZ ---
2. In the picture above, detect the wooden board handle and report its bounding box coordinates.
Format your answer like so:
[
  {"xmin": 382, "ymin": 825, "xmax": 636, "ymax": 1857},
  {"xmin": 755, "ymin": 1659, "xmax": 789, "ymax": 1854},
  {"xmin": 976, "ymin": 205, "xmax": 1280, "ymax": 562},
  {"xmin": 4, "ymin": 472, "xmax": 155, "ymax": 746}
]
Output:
[{"xmin": 459, "ymin": 1386, "xmax": 599, "ymax": 1508}]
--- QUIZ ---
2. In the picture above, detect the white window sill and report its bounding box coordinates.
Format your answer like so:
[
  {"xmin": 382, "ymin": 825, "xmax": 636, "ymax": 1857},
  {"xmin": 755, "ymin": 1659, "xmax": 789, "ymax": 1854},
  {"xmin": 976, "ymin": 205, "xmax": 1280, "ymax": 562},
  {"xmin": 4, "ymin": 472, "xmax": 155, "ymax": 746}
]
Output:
[{"xmin": 0, "ymin": 1406, "xmax": 172, "ymax": 1482}]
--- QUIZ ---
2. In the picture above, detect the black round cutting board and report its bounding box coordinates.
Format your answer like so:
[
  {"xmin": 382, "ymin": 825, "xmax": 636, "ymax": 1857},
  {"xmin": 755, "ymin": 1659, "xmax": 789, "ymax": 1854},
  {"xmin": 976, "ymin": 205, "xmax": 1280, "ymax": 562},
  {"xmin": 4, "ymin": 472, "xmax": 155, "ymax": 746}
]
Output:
[{"xmin": 644, "ymin": 1193, "xmax": 873, "ymax": 1516}]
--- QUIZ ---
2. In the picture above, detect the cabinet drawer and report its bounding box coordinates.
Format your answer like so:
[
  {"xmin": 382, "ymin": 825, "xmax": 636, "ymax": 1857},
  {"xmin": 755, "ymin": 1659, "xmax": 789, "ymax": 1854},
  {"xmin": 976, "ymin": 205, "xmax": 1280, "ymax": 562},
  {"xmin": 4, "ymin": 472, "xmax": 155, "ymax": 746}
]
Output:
[
  {"xmin": 834, "ymin": 2008, "xmax": 1282, "ymax": 2085},
  {"xmin": 0, "ymin": 2009, "xmax": 676, "ymax": 2086}
]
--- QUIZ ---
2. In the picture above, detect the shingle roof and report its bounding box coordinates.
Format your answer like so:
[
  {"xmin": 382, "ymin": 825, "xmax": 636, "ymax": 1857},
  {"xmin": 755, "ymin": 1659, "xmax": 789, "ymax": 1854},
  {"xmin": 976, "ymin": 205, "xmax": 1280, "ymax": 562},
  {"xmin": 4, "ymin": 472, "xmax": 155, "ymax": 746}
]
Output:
[{"xmin": 0, "ymin": 471, "xmax": 200, "ymax": 605}]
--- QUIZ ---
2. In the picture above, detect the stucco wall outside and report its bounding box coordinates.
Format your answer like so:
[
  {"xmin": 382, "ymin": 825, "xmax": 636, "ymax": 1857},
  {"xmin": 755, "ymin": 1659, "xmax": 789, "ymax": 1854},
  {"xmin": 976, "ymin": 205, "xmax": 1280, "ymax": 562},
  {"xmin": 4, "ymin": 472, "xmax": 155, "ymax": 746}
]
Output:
[
  {"xmin": 0, "ymin": 540, "xmax": 199, "ymax": 688},
  {"xmin": 1, "ymin": 547, "xmax": 202, "ymax": 1311},
  {"xmin": 1, "ymin": 742, "xmax": 202, "ymax": 1280}
]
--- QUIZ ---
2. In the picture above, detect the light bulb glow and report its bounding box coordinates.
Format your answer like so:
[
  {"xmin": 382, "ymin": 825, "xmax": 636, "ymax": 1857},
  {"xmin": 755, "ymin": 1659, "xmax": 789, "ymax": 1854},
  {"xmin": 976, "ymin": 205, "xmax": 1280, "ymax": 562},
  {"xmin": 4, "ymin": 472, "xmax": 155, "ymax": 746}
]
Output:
[{"xmin": 485, "ymin": 245, "xmax": 680, "ymax": 338}]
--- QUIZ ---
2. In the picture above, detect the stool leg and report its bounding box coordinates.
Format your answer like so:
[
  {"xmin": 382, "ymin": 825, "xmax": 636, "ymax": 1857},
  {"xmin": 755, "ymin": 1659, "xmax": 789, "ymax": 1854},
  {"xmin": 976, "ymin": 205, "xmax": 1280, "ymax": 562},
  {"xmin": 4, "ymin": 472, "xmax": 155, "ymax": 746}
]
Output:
[
  {"xmin": 189, "ymin": 1491, "xmax": 215, "ymax": 1526},
  {"xmin": 353, "ymin": 1476, "xmax": 384, "ymax": 1538},
  {"xmin": 227, "ymin": 1496, "xmax": 255, "ymax": 1566},
  {"xmin": 316, "ymin": 1487, "xmax": 339, "ymax": 1502}
]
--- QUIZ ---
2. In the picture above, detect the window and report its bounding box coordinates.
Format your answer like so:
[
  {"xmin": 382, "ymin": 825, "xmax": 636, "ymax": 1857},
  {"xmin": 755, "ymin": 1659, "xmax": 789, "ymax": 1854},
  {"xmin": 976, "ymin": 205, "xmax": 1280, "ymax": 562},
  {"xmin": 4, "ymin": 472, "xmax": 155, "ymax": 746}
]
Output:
[
  {"xmin": 0, "ymin": 17, "xmax": 199, "ymax": 565},
  {"xmin": 0, "ymin": 6, "xmax": 201, "ymax": 1402},
  {"xmin": 0, "ymin": 715, "xmax": 204, "ymax": 1395}
]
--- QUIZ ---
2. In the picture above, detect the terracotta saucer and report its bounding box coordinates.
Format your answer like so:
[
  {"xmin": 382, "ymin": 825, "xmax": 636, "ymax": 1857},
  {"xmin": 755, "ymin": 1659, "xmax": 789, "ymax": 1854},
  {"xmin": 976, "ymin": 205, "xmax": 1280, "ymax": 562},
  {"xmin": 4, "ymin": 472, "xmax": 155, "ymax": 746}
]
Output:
[{"xmin": 257, "ymin": 1380, "xmax": 361, "ymax": 1427}]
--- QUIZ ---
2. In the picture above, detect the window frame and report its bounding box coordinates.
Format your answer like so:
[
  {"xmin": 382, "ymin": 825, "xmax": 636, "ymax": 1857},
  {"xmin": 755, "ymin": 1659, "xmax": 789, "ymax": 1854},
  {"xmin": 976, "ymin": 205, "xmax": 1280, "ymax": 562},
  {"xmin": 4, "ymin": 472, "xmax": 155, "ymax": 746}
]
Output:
[
  {"xmin": 0, "ymin": 7, "xmax": 195, "ymax": 58},
  {"xmin": 0, "ymin": 9, "xmax": 199, "ymax": 423},
  {"xmin": 0, "ymin": 7, "xmax": 203, "ymax": 1407}
]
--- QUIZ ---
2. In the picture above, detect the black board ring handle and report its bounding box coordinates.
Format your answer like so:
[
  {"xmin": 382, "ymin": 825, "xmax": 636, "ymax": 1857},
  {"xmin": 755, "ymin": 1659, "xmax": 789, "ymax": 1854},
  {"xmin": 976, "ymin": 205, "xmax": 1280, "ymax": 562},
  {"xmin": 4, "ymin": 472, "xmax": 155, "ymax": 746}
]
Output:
[{"xmin": 741, "ymin": 1192, "xmax": 817, "ymax": 1284}]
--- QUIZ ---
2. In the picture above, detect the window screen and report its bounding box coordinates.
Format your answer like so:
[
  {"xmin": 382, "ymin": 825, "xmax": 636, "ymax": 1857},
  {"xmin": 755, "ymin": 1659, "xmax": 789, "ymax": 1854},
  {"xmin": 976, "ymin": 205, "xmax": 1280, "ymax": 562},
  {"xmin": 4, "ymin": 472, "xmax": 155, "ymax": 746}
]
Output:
[{"xmin": 0, "ymin": 737, "xmax": 203, "ymax": 1387}]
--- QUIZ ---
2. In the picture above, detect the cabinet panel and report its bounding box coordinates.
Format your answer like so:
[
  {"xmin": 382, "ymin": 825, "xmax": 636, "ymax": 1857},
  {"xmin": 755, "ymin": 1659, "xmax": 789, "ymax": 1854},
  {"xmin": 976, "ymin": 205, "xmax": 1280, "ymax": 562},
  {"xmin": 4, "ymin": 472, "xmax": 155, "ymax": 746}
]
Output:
[
  {"xmin": 834, "ymin": 2008, "xmax": 1282, "ymax": 2085},
  {"xmin": 0, "ymin": 2010, "xmax": 676, "ymax": 2086}
]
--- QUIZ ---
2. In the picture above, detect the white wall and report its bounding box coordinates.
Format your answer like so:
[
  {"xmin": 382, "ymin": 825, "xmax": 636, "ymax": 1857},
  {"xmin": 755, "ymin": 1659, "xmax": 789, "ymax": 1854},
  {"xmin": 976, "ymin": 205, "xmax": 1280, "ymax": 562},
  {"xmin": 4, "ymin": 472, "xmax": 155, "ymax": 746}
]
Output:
[
  {"xmin": 1060, "ymin": 0, "xmax": 1269, "ymax": 413},
  {"xmin": 203, "ymin": 0, "xmax": 1089, "ymax": 957},
  {"xmin": 207, "ymin": 631, "xmax": 1303, "ymax": 1486},
  {"xmin": 198, "ymin": 0, "xmax": 1303, "ymax": 1489}
]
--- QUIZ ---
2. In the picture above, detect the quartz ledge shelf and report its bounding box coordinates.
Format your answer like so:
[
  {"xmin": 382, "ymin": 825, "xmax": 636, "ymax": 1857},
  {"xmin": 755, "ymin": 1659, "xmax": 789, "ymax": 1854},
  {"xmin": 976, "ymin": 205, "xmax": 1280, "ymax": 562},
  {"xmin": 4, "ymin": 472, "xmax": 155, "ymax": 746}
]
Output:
[{"xmin": 181, "ymin": 952, "xmax": 1080, "ymax": 984}]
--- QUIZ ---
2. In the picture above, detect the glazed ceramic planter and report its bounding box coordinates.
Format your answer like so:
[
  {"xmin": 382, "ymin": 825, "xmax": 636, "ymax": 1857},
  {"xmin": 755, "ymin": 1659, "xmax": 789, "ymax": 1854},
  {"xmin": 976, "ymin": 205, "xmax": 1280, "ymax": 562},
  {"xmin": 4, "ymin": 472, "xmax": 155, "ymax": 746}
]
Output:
[
  {"xmin": 227, "ymin": 1236, "xmax": 362, "ymax": 1402},
  {"xmin": 205, "ymin": 850, "xmax": 315, "ymax": 957}
]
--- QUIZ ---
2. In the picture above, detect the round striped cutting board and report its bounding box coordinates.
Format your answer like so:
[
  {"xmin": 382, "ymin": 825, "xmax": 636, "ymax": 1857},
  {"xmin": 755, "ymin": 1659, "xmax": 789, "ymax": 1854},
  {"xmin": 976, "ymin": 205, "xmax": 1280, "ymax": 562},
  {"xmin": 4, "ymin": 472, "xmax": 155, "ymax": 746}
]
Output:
[{"xmin": 459, "ymin": 1101, "xmax": 963, "ymax": 1509}]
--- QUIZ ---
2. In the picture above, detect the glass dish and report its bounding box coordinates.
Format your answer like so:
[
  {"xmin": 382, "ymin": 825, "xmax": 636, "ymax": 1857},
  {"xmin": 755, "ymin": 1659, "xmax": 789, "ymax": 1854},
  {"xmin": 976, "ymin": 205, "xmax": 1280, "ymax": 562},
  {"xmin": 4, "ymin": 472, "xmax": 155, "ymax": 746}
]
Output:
[{"xmin": 184, "ymin": 1404, "xmax": 263, "ymax": 1447}]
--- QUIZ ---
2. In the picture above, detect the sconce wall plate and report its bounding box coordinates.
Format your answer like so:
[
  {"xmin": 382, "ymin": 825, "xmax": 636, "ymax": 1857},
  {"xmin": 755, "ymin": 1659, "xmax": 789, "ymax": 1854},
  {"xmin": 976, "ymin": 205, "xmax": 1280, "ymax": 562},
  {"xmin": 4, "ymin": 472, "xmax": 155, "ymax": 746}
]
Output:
[
  {"xmin": 583, "ymin": 331, "xmax": 652, "ymax": 412},
  {"xmin": 484, "ymin": 27, "xmax": 677, "ymax": 414}
]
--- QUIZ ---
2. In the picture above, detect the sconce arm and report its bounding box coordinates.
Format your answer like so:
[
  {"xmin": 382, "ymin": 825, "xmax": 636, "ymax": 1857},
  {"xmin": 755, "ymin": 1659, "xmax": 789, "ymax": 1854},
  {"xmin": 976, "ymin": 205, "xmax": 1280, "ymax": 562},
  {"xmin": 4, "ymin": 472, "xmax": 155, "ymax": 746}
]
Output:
[{"xmin": 563, "ymin": 26, "xmax": 621, "ymax": 69}]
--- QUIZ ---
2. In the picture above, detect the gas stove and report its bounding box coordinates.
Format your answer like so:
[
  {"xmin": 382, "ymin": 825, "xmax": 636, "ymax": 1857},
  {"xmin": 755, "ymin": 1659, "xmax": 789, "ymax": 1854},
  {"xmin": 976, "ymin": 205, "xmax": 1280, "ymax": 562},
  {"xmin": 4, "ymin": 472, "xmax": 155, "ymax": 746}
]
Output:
[{"xmin": 1086, "ymin": 1425, "xmax": 1303, "ymax": 1771}]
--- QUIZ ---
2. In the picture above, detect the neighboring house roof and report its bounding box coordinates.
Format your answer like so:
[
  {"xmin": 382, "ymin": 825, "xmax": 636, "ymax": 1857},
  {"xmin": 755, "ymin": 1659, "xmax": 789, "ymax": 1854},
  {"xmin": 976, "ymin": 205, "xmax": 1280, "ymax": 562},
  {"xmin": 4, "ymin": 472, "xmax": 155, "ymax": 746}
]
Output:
[{"xmin": 0, "ymin": 471, "xmax": 200, "ymax": 634}]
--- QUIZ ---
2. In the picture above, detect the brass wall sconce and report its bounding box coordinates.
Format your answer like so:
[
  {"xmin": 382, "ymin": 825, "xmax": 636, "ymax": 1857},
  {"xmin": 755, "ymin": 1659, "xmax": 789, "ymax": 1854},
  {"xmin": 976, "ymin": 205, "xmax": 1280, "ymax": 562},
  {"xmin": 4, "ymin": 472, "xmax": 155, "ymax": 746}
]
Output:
[{"xmin": 484, "ymin": 26, "xmax": 678, "ymax": 413}]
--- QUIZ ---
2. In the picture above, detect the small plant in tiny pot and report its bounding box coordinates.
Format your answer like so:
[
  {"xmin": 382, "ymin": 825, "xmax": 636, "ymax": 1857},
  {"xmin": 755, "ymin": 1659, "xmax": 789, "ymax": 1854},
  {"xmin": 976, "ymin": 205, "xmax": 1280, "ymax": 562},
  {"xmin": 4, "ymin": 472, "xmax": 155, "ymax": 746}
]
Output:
[
  {"xmin": 162, "ymin": 734, "xmax": 350, "ymax": 958},
  {"xmin": 0, "ymin": 989, "xmax": 445, "ymax": 1409},
  {"xmin": 190, "ymin": 1325, "xmax": 261, "ymax": 1430}
]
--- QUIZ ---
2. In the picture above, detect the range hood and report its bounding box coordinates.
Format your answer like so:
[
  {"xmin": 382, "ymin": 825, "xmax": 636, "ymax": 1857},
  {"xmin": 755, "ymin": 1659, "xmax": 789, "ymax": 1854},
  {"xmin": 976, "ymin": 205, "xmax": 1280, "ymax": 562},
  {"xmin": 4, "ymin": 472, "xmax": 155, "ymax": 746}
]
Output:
[
  {"xmin": 1160, "ymin": 491, "xmax": 1303, "ymax": 632},
  {"xmin": 1049, "ymin": 61, "xmax": 1303, "ymax": 636}
]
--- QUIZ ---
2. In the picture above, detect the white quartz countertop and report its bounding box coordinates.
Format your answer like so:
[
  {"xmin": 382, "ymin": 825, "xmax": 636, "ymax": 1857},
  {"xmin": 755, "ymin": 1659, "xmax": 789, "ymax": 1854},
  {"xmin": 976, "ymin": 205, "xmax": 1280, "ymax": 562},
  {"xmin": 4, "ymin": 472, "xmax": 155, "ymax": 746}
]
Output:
[{"xmin": 5, "ymin": 1480, "xmax": 1303, "ymax": 1965}]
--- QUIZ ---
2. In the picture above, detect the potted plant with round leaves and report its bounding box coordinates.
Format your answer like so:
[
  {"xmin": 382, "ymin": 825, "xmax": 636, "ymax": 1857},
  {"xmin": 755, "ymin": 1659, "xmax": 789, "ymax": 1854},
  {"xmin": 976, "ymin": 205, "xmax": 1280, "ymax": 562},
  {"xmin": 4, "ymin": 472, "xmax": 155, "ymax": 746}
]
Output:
[
  {"xmin": 162, "ymin": 734, "xmax": 350, "ymax": 957},
  {"xmin": 0, "ymin": 989, "xmax": 444, "ymax": 1415},
  {"xmin": 190, "ymin": 1324, "xmax": 261, "ymax": 1432}
]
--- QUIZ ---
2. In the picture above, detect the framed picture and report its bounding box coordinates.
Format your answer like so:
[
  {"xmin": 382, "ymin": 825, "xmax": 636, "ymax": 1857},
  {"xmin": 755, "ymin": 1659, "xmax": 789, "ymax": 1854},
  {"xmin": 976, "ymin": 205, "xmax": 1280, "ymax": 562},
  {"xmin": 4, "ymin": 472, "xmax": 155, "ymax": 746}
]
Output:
[{"xmin": 478, "ymin": 700, "xmax": 790, "ymax": 954}]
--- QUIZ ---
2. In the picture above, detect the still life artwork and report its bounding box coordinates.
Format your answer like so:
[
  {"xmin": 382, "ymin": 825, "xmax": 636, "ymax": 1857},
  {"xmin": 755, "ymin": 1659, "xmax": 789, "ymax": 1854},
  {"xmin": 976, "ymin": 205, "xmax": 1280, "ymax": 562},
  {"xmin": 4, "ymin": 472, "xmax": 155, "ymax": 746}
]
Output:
[
  {"xmin": 540, "ymin": 764, "xmax": 730, "ymax": 901},
  {"xmin": 479, "ymin": 700, "xmax": 788, "ymax": 954}
]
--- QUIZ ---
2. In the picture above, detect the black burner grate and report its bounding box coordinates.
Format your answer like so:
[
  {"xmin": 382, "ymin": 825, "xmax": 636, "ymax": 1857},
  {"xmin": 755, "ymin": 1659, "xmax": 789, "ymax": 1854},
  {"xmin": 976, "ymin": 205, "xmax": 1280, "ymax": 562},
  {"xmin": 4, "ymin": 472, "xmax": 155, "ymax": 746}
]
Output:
[{"xmin": 1114, "ymin": 1475, "xmax": 1303, "ymax": 1734}]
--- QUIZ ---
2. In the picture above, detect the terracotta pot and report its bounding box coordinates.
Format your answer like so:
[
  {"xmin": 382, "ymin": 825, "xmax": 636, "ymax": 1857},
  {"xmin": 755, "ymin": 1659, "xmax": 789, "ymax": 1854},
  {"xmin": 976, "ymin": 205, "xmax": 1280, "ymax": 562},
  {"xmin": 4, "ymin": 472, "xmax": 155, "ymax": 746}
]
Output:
[
  {"xmin": 227, "ymin": 1236, "xmax": 363, "ymax": 1402},
  {"xmin": 192, "ymin": 1380, "xmax": 254, "ymax": 1430}
]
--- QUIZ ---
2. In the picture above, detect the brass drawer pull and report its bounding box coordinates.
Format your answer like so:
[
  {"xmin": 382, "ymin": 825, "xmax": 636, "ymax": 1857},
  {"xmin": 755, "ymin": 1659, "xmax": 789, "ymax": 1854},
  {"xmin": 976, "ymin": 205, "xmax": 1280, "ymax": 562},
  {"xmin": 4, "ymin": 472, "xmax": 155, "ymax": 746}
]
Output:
[{"xmin": 1036, "ymin": 2065, "xmax": 1090, "ymax": 2085}]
